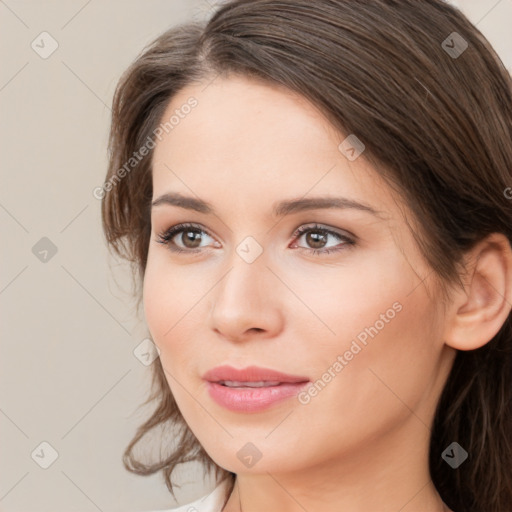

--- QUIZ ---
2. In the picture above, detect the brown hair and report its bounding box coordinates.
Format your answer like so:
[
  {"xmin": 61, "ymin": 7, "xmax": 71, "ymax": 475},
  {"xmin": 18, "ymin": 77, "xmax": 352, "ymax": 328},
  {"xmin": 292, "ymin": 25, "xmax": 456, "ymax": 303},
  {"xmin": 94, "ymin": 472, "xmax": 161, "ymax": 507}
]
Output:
[{"xmin": 101, "ymin": 1, "xmax": 512, "ymax": 510}]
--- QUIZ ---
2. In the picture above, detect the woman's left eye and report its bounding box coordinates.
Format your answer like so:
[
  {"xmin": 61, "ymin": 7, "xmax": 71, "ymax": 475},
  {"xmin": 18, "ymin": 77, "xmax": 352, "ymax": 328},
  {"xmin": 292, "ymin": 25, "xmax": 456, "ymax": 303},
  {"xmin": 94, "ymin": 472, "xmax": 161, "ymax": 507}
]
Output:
[
  {"xmin": 155, "ymin": 223, "xmax": 355, "ymax": 256},
  {"xmin": 291, "ymin": 224, "xmax": 355, "ymax": 255}
]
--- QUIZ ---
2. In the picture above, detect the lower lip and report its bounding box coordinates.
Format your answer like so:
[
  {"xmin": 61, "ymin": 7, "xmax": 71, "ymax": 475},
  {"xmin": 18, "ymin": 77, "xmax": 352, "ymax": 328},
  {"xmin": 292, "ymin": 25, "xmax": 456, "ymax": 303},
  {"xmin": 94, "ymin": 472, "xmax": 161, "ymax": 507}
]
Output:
[{"xmin": 206, "ymin": 381, "xmax": 310, "ymax": 413}]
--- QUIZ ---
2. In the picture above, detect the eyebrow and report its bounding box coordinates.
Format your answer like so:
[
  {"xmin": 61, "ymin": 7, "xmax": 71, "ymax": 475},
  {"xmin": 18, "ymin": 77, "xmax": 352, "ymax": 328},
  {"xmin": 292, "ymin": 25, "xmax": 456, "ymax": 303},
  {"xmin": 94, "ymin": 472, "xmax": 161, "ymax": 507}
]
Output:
[{"xmin": 151, "ymin": 192, "xmax": 385, "ymax": 218}]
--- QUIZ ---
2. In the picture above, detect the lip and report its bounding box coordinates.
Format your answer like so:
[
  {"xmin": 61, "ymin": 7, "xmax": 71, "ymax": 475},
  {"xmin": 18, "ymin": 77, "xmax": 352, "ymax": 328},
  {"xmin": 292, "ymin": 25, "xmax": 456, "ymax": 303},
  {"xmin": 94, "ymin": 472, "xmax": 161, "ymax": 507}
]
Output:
[
  {"xmin": 202, "ymin": 365, "xmax": 310, "ymax": 384},
  {"xmin": 203, "ymin": 365, "xmax": 310, "ymax": 413}
]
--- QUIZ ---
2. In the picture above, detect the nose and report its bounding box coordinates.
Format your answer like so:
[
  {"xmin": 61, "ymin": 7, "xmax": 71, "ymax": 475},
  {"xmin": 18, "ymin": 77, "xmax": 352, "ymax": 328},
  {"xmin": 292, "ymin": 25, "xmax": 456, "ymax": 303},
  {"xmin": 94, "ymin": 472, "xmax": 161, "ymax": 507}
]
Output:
[{"xmin": 209, "ymin": 252, "xmax": 284, "ymax": 343}]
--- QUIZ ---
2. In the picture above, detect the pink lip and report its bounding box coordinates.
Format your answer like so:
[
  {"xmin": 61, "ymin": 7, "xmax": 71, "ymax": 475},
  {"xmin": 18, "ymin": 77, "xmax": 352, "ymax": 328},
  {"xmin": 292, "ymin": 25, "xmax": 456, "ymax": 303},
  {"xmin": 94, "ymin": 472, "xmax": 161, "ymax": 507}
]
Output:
[
  {"xmin": 203, "ymin": 365, "xmax": 310, "ymax": 413},
  {"xmin": 202, "ymin": 365, "xmax": 309, "ymax": 383}
]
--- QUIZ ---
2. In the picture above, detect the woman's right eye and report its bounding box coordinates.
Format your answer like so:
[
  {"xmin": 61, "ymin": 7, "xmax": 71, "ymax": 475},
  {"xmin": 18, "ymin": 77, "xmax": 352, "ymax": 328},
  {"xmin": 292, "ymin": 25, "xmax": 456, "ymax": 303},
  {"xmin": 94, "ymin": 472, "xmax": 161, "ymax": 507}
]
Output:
[{"xmin": 156, "ymin": 223, "xmax": 217, "ymax": 254}]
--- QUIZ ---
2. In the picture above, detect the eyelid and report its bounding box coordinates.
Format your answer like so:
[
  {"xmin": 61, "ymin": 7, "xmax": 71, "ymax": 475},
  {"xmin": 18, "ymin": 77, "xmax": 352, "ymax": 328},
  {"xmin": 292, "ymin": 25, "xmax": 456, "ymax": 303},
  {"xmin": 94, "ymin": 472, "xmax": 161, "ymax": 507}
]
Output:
[{"xmin": 291, "ymin": 222, "xmax": 356, "ymax": 241}]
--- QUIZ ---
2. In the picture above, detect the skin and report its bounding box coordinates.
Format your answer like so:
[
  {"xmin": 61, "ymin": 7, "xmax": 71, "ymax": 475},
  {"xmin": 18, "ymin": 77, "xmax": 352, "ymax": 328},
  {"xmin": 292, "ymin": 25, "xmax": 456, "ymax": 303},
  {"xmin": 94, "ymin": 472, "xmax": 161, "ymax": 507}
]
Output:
[{"xmin": 143, "ymin": 74, "xmax": 512, "ymax": 512}]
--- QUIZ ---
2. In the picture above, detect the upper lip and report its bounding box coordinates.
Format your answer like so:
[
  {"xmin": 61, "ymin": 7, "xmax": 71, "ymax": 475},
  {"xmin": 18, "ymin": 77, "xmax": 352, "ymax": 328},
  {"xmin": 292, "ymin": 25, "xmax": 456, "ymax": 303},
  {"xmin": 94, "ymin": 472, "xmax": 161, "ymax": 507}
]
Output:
[{"xmin": 202, "ymin": 365, "xmax": 310, "ymax": 383}]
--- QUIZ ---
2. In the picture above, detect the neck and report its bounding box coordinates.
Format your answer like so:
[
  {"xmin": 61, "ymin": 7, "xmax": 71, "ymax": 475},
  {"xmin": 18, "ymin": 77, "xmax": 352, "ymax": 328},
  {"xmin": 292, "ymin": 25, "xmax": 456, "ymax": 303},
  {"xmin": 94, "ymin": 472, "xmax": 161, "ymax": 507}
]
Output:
[{"xmin": 222, "ymin": 416, "xmax": 450, "ymax": 512}]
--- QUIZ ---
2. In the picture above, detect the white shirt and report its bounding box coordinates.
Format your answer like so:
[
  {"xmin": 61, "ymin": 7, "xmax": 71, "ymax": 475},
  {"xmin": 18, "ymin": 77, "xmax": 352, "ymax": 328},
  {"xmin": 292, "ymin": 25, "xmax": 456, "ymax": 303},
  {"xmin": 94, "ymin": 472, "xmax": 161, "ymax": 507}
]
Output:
[{"xmin": 148, "ymin": 478, "xmax": 233, "ymax": 512}]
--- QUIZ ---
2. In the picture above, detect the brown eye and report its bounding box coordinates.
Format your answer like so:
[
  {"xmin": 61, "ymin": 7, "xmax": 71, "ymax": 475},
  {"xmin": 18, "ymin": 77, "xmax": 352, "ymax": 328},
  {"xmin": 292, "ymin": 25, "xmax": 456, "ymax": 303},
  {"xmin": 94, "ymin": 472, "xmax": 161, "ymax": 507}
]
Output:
[
  {"xmin": 292, "ymin": 224, "xmax": 355, "ymax": 256},
  {"xmin": 179, "ymin": 228, "xmax": 203, "ymax": 249},
  {"xmin": 303, "ymin": 230, "xmax": 329, "ymax": 249},
  {"xmin": 156, "ymin": 223, "xmax": 216, "ymax": 253}
]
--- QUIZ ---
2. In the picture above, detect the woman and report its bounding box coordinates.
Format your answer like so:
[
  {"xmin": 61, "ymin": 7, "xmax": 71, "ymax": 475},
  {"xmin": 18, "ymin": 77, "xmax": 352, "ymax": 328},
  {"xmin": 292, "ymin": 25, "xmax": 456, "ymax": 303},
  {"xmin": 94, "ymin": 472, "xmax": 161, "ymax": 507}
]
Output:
[{"xmin": 100, "ymin": 1, "xmax": 512, "ymax": 511}]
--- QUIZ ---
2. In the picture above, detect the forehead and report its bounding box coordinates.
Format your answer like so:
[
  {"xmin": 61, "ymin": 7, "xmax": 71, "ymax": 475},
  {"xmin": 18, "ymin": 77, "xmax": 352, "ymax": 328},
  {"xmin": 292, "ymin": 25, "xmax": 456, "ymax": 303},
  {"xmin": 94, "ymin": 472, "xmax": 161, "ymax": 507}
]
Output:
[{"xmin": 151, "ymin": 74, "xmax": 395, "ymax": 219}]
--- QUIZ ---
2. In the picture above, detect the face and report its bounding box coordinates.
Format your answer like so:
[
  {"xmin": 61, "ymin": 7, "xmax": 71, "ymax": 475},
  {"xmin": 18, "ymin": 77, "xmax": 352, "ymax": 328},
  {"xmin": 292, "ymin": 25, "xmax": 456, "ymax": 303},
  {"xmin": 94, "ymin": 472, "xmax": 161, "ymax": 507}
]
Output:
[{"xmin": 143, "ymin": 74, "xmax": 453, "ymax": 475}]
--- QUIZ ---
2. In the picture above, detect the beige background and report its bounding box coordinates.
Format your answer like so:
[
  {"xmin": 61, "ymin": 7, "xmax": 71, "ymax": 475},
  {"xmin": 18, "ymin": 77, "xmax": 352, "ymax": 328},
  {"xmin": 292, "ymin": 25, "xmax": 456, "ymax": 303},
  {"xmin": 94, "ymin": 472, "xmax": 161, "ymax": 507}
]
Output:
[{"xmin": 1, "ymin": 1, "xmax": 511, "ymax": 511}]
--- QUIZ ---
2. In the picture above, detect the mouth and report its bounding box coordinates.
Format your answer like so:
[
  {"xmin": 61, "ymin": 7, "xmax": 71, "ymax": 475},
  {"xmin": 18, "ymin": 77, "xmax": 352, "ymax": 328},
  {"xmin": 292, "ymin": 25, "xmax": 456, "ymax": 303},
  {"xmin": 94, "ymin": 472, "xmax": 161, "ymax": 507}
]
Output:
[
  {"xmin": 217, "ymin": 380, "xmax": 285, "ymax": 388},
  {"xmin": 202, "ymin": 365, "xmax": 310, "ymax": 413},
  {"xmin": 202, "ymin": 364, "xmax": 309, "ymax": 384}
]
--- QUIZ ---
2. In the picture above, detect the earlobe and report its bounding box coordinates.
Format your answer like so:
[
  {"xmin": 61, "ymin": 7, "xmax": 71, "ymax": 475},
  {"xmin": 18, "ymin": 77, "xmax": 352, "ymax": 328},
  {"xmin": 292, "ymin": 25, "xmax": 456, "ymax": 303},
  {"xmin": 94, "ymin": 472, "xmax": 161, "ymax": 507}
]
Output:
[{"xmin": 443, "ymin": 233, "xmax": 512, "ymax": 351}]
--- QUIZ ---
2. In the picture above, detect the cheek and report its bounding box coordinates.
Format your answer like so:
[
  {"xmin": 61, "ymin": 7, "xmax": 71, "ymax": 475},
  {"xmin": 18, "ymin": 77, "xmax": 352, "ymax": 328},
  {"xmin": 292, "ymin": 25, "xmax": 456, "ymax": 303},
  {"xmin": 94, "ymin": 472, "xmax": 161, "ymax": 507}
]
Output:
[
  {"xmin": 143, "ymin": 256, "xmax": 172, "ymax": 346},
  {"xmin": 293, "ymin": 246, "xmax": 438, "ymax": 387},
  {"xmin": 142, "ymin": 252, "xmax": 218, "ymax": 379},
  {"xmin": 142, "ymin": 263, "xmax": 202, "ymax": 420},
  {"xmin": 287, "ymin": 246, "xmax": 418, "ymax": 356},
  {"xmin": 143, "ymin": 255, "xmax": 191, "ymax": 363},
  {"xmin": 292, "ymin": 253, "xmax": 442, "ymax": 443}
]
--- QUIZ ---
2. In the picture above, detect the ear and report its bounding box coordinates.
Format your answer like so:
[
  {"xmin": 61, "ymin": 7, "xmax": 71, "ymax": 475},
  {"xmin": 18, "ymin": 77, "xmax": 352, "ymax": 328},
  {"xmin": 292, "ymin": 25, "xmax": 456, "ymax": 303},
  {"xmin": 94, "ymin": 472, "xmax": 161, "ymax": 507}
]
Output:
[{"xmin": 443, "ymin": 233, "xmax": 512, "ymax": 351}]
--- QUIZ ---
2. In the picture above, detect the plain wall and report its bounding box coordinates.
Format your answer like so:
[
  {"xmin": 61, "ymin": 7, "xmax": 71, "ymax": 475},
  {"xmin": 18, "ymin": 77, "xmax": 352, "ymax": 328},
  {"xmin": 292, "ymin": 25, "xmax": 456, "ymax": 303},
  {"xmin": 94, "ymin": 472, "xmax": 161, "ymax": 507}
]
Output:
[{"xmin": 1, "ymin": 1, "xmax": 511, "ymax": 511}]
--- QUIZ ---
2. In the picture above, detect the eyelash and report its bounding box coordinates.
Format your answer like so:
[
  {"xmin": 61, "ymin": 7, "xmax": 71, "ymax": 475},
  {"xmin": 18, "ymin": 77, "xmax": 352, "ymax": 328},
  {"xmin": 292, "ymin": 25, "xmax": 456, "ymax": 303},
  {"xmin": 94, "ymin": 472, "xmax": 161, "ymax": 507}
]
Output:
[{"xmin": 155, "ymin": 222, "xmax": 355, "ymax": 257}]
